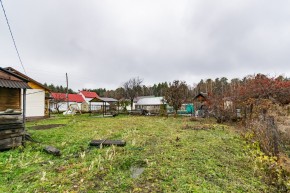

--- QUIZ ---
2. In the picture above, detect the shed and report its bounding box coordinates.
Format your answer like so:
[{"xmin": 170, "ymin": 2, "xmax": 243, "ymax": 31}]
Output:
[
  {"xmin": 4, "ymin": 67, "xmax": 50, "ymax": 119},
  {"xmin": 135, "ymin": 97, "xmax": 165, "ymax": 113},
  {"xmin": 0, "ymin": 67, "xmax": 30, "ymax": 150}
]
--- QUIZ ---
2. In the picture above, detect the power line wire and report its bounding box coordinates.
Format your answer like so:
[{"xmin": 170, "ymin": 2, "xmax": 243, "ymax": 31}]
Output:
[{"xmin": 0, "ymin": 0, "xmax": 27, "ymax": 75}]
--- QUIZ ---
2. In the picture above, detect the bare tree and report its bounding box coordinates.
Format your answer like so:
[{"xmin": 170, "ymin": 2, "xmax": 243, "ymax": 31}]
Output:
[
  {"xmin": 51, "ymin": 93, "xmax": 66, "ymax": 114},
  {"xmin": 165, "ymin": 80, "xmax": 188, "ymax": 116},
  {"xmin": 123, "ymin": 77, "xmax": 143, "ymax": 110}
]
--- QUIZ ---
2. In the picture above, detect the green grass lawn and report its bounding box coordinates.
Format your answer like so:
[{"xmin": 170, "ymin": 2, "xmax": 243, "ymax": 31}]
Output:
[{"xmin": 0, "ymin": 115, "xmax": 275, "ymax": 192}]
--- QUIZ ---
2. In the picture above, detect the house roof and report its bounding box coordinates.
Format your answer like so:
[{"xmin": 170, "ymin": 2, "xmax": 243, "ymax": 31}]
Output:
[
  {"xmin": 0, "ymin": 78, "xmax": 30, "ymax": 89},
  {"xmin": 4, "ymin": 67, "xmax": 50, "ymax": 91},
  {"xmin": 136, "ymin": 97, "xmax": 165, "ymax": 106},
  {"xmin": 133, "ymin": 96, "xmax": 155, "ymax": 103},
  {"xmin": 0, "ymin": 67, "xmax": 30, "ymax": 89},
  {"xmin": 80, "ymin": 91, "xmax": 99, "ymax": 98},
  {"xmin": 193, "ymin": 92, "xmax": 208, "ymax": 100},
  {"xmin": 51, "ymin": 93, "xmax": 85, "ymax": 103},
  {"xmin": 90, "ymin": 97, "xmax": 118, "ymax": 103}
]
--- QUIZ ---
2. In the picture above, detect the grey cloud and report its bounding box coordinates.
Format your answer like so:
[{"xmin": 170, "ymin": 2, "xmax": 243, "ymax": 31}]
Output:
[{"xmin": 1, "ymin": 0, "xmax": 290, "ymax": 90}]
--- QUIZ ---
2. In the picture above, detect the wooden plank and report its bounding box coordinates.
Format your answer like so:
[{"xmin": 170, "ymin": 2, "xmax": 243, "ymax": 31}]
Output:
[
  {"xmin": 0, "ymin": 114, "xmax": 23, "ymax": 119},
  {"xmin": 90, "ymin": 139, "xmax": 126, "ymax": 147},
  {"xmin": 0, "ymin": 123, "xmax": 24, "ymax": 130},
  {"xmin": 0, "ymin": 119, "xmax": 23, "ymax": 125},
  {"xmin": 0, "ymin": 136, "xmax": 22, "ymax": 145},
  {"xmin": 0, "ymin": 132, "xmax": 24, "ymax": 140},
  {"xmin": 0, "ymin": 115, "xmax": 23, "ymax": 125},
  {"xmin": 0, "ymin": 142, "xmax": 22, "ymax": 150},
  {"xmin": 0, "ymin": 88, "xmax": 21, "ymax": 111},
  {"xmin": 0, "ymin": 71, "xmax": 23, "ymax": 81},
  {"xmin": 0, "ymin": 129, "xmax": 24, "ymax": 136},
  {"xmin": 0, "ymin": 136, "xmax": 23, "ymax": 150}
]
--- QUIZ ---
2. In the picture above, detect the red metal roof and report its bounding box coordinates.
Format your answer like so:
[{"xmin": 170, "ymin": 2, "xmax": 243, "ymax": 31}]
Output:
[
  {"xmin": 80, "ymin": 91, "xmax": 99, "ymax": 98},
  {"xmin": 51, "ymin": 93, "xmax": 85, "ymax": 103},
  {"xmin": 69, "ymin": 94, "xmax": 85, "ymax": 103}
]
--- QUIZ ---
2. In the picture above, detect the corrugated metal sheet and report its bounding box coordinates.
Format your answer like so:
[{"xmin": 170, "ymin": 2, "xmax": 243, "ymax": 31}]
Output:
[
  {"xmin": 90, "ymin": 97, "xmax": 118, "ymax": 102},
  {"xmin": 51, "ymin": 92, "xmax": 85, "ymax": 103},
  {"xmin": 100, "ymin": 97, "xmax": 118, "ymax": 102},
  {"xmin": 0, "ymin": 79, "xmax": 30, "ymax": 89}
]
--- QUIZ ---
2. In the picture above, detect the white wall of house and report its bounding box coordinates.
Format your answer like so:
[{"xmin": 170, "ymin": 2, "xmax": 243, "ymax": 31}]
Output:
[
  {"xmin": 135, "ymin": 105, "xmax": 162, "ymax": 114},
  {"xmin": 22, "ymin": 89, "xmax": 45, "ymax": 117},
  {"xmin": 123, "ymin": 103, "xmax": 136, "ymax": 111},
  {"xmin": 50, "ymin": 102, "xmax": 82, "ymax": 112}
]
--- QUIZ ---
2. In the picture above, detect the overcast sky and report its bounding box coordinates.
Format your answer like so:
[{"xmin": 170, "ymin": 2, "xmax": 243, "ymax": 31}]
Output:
[{"xmin": 1, "ymin": 0, "xmax": 290, "ymax": 90}]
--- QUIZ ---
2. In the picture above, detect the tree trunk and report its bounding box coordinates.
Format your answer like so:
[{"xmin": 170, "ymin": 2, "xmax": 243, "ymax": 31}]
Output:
[
  {"xmin": 174, "ymin": 109, "xmax": 178, "ymax": 118},
  {"xmin": 130, "ymin": 99, "xmax": 134, "ymax": 110}
]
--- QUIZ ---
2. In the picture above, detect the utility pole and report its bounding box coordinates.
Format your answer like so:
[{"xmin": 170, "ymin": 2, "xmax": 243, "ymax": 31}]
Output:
[{"xmin": 66, "ymin": 73, "xmax": 69, "ymax": 110}]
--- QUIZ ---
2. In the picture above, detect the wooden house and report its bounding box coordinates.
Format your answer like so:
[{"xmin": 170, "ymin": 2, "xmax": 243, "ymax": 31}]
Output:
[
  {"xmin": 0, "ymin": 67, "xmax": 30, "ymax": 150},
  {"xmin": 79, "ymin": 90, "xmax": 104, "ymax": 111},
  {"xmin": 4, "ymin": 67, "xmax": 50, "ymax": 119},
  {"xmin": 193, "ymin": 92, "xmax": 209, "ymax": 117}
]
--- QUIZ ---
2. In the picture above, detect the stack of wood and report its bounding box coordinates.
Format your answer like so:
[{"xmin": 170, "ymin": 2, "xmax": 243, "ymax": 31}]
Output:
[{"xmin": 0, "ymin": 114, "xmax": 24, "ymax": 151}]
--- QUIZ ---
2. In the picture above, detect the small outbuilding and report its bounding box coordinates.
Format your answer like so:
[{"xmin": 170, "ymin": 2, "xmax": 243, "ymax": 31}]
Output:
[
  {"xmin": 135, "ymin": 96, "xmax": 165, "ymax": 114},
  {"xmin": 193, "ymin": 92, "xmax": 209, "ymax": 117},
  {"xmin": 5, "ymin": 67, "xmax": 50, "ymax": 119},
  {"xmin": 0, "ymin": 67, "xmax": 30, "ymax": 150}
]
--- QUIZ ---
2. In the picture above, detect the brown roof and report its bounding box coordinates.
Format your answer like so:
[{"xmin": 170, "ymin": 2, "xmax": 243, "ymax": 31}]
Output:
[
  {"xmin": 4, "ymin": 67, "xmax": 50, "ymax": 91},
  {"xmin": 0, "ymin": 67, "xmax": 30, "ymax": 89},
  {"xmin": 193, "ymin": 92, "xmax": 208, "ymax": 100},
  {"xmin": 0, "ymin": 78, "xmax": 30, "ymax": 89}
]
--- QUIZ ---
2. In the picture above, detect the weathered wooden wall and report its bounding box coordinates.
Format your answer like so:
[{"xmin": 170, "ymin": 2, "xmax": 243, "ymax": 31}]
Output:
[
  {"xmin": 0, "ymin": 88, "xmax": 21, "ymax": 111},
  {"xmin": 0, "ymin": 114, "xmax": 24, "ymax": 151}
]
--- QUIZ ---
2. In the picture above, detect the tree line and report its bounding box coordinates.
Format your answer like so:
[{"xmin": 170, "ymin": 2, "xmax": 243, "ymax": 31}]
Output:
[
  {"xmin": 43, "ymin": 83, "xmax": 75, "ymax": 94},
  {"xmin": 44, "ymin": 74, "xmax": 290, "ymax": 107}
]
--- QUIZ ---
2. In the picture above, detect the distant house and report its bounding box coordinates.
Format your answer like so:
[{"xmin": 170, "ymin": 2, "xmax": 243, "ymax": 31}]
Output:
[
  {"xmin": 50, "ymin": 93, "xmax": 85, "ymax": 112},
  {"xmin": 4, "ymin": 67, "xmax": 50, "ymax": 119},
  {"xmin": 135, "ymin": 96, "xmax": 165, "ymax": 113},
  {"xmin": 79, "ymin": 90, "xmax": 103, "ymax": 111},
  {"xmin": 117, "ymin": 96, "xmax": 154, "ymax": 111},
  {"xmin": 79, "ymin": 90, "xmax": 99, "ymax": 103},
  {"xmin": 193, "ymin": 92, "xmax": 209, "ymax": 117},
  {"xmin": 0, "ymin": 67, "xmax": 30, "ymax": 150},
  {"xmin": 79, "ymin": 90, "xmax": 112, "ymax": 111},
  {"xmin": 223, "ymin": 97, "xmax": 234, "ymax": 111}
]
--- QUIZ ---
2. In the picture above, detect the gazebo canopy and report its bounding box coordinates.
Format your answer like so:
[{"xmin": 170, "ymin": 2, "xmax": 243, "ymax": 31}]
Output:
[{"xmin": 89, "ymin": 97, "xmax": 119, "ymax": 117}]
